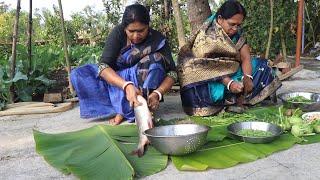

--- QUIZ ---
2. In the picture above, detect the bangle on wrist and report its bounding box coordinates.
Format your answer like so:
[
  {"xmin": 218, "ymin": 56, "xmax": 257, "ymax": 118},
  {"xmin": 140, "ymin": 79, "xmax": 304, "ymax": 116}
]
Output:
[
  {"xmin": 227, "ymin": 80, "xmax": 234, "ymax": 91},
  {"xmin": 153, "ymin": 90, "xmax": 162, "ymax": 101},
  {"xmin": 242, "ymin": 74, "xmax": 253, "ymax": 80},
  {"xmin": 122, "ymin": 81, "xmax": 134, "ymax": 91}
]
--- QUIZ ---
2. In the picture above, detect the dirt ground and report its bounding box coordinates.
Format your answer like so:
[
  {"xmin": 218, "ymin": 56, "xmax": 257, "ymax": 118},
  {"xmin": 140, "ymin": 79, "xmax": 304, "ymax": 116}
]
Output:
[{"xmin": 1, "ymin": 67, "xmax": 320, "ymax": 180}]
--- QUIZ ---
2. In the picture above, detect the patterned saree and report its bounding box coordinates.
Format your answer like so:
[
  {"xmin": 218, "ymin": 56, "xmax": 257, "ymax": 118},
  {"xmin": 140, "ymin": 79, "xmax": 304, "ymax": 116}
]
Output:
[
  {"xmin": 71, "ymin": 33, "xmax": 172, "ymax": 122},
  {"xmin": 177, "ymin": 16, "xmax": 281, "ymax": 116}
]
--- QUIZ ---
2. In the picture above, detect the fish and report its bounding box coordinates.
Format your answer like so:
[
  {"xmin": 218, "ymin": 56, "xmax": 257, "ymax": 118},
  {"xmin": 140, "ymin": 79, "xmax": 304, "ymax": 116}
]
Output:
[{"xmin": 132, "ymin": 95, "xmax": 154, "ymax": 157}]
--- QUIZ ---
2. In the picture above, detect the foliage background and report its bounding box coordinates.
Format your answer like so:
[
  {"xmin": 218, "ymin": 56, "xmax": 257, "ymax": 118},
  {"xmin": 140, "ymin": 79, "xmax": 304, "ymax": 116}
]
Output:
[{"xmin": 0, "ymin": 0, "xmax": 320, "ymax": 108}]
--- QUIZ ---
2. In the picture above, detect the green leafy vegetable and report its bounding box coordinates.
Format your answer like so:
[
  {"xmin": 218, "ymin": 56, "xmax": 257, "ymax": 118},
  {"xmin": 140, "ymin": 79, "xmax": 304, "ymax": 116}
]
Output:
[
  {"xmin": 291, "ymin": 124, "xmax": 314, "ymax": 137},
  {"xmin": 237, "ymin": 129, "xmax": 274, "ymax": 137},
  {"xmin": 287, "ymin": 96, "xmax": 313, "ymax": 103},
  {"xmin": 191, "ymin": 112, "xmax": 256, "ymax": 126},
  {"xmin": 288, "ymin": 116, "xmax": 303, "ymax": 125}
]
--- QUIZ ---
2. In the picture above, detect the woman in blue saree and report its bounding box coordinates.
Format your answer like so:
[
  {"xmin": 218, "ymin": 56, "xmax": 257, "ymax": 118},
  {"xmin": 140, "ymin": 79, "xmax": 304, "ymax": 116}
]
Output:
[
  {"xmin": 177, "ymin": 0, "xmax": 281, "ymax": 116},
  {"xmin": 71, "ymin": 4, "xmax": 177, "ymax": 125}
]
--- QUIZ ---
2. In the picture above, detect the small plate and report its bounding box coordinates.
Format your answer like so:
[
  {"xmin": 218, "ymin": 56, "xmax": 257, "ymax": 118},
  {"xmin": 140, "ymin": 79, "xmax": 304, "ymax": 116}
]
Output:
[{"xmin": 302, "ymin": 112, "xmax": 320, "ymax": 123}]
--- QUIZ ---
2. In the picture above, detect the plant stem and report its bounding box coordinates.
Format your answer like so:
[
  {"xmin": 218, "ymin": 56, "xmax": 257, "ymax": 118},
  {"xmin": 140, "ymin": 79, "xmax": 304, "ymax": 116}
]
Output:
[{"xmin": 265, "ymin": 0, "xmax": 274, "ymax": 59}]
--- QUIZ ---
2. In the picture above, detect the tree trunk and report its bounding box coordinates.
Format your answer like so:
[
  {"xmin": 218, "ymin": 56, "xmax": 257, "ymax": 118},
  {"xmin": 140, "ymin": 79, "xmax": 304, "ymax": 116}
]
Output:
[
  {"xmin": 265, "ymin": 0, "xmax": 274, "ymax": 59},
  {"xmin": 295, "ymin": 0, "xmax": 304, "ymax": 67},
  {"xmin": 57, "ymin": 0, "xmax": 74, "ymax": 96},
  {"xmin": 9, "ymin": 0, "xmax": 21, "ymax": 103},
  {"xmin": 28, "ymin": 0, "xmax": 32, "ymax": 75},
  {"xmin": 187, "ymin": 0, "xmax": 211, "ymax": 33},
  {"xmin": 280, "ymin": 27, "xmax": 287, "ymax": 62},
  {"xmin": 304, "ymin": 2, "xmax": 315, "ymax": 47},
  {"xmin": 172, "ymin": 0, "xmax": 186, "ymax": 48},
  {"xmin": 163, "ymin": 0, "xmax": 170, "ymax": 19}
]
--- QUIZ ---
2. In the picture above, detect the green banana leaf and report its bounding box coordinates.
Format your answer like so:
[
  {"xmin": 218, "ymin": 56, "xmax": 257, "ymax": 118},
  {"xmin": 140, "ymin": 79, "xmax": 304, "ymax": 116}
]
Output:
[
  {"xmin": 206, "ymin": 125, "xmax": 228, "ymax": 142},
  {"xmin": 33, "ymin": 125, "xmax": 168, "ymax": 179},
  {"xmin": 172, "ymin": 105, "xmax": 320, "ymax": 171},
  {"xmin": 299, "ymin": 134, "xmax": 320, "ymax": 145},
  {"xmin": 34, "ymin": 106, "xmax": 320, "ymax": 177},
  {"xmin": 172, "ymin": 134, "xmax": 299, "ymax": 171}
]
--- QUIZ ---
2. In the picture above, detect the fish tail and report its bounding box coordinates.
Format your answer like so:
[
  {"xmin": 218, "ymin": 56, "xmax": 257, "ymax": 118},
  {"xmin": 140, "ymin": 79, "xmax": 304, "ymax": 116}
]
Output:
[{"xmin": 131, "ymin": 145, "xmax": 145, "ymax": 157}]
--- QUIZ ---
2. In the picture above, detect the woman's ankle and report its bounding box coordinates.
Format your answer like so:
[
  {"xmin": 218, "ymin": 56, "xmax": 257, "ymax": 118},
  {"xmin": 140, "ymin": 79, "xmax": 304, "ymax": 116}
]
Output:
[{"xmin": 109, "ymin": 114, "xmax": 124, "ymax": 125}]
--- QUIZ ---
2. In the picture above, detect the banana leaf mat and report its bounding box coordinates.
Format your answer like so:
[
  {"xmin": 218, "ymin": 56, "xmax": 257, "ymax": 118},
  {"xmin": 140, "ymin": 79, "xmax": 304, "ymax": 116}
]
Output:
[{"xmin": 33, "ymin": 106, "xmax": 320, "ymax": 179}]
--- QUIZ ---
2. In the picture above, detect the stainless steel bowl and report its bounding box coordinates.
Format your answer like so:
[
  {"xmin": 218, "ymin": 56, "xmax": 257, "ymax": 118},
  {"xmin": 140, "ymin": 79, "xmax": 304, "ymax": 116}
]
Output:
[
  {"xmin": 227, "ymin": 121, "xmax": 283, "ymax": 144},
  {"xmin": 143, "ymin": 124, "xmax": 210, "ymax": 155},
  {"xmin": 278, "ymin": 92, "xmax": 320, "ymax": 112}
]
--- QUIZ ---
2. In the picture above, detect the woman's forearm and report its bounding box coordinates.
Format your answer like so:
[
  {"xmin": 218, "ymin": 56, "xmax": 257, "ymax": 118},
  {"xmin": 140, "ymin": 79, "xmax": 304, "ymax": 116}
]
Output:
[
  {"xmin": 156, "ymin": 76, "xmax": 175, "ymax": 95},
  {"xmin": 100, "ymin": 67, "xmax": 175, "ymax": 95},
  {"xmin": 100, "ymin": 67, "xmax": 127, "ymax": 89},
  {"xmin": 240, "ymin": 44, "xmax": 252, "ymax": 76},
  {"xmin": 222, "ymin": 76, "xmax": 232, "ymax": 86}
]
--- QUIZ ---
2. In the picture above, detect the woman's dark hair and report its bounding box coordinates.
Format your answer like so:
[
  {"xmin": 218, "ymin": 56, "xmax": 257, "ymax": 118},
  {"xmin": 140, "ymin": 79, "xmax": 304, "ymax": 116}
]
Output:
[
  {"xmin": 216, "ymin": 0, "xmax": 246, "ymax": 19},
  {"xmin": 121, "ymin": 4, "xmax": 150, "ymax": 27}
]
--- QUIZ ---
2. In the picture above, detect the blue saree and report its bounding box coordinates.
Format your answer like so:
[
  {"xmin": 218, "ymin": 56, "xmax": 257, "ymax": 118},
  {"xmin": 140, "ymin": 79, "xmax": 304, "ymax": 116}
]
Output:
[{"xmin": 71, "ymin": 37, "xmax": 168, "ymax": 122}]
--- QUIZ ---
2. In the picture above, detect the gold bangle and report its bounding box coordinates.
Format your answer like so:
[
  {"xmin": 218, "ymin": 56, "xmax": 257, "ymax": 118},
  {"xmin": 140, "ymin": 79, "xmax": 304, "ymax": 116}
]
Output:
[{"xmin": 157, "ymin": 87, "xmax": 165, "ymax": 94}]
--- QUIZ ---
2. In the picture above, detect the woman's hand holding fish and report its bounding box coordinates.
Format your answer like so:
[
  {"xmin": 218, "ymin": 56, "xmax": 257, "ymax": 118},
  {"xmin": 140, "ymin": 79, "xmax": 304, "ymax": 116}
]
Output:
[{"xmin": 124, "ymin": 84, "xmax": 141, "ymax": 107}]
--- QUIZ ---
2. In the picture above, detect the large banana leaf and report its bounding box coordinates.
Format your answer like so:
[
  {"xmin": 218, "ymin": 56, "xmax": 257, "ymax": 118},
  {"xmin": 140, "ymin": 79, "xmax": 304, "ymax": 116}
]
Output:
[
  {"xmin": 172, "ymin": 134, "xmax": 298, "ymax": 171},
  {"xmin": 34, "ymin": 107, "xmax": 320, "ymax": 177},
  {"xmin": 34, "ymin": 125, "xmax": 168, "ymax": 179}
]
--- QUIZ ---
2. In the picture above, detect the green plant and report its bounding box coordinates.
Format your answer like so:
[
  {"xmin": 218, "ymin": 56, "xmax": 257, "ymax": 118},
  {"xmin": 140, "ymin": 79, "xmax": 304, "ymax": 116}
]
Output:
[{"xmin": 239, "ymin": 0, "xmax": 297, "ymax": 58}]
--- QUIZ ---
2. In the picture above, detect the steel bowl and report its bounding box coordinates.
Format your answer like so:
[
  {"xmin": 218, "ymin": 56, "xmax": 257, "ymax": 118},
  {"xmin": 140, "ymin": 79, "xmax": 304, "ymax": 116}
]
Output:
[
  {"xmin": 227, "ymin": 121, "xmax": 283, "ymax": 144},
  {"xmin": 278, "ymin": 92, "xmax": 320, "ymax": 112},
  {"xmin": 143, "ymin": 124, "xmax": 210, "ymax": 155},
  {"xmin": 302, "ymin": 112, "xmax": 320, "ymax": 123}
]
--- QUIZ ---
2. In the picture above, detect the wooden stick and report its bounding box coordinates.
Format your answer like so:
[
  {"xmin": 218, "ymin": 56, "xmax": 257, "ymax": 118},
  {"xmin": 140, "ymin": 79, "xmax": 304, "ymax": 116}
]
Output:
[
  {"xmin": 9, "ymin": 0, "xmax": 21, "ymax": 103},
  {"xmin": 295, "ymin": 0, "xmax": 304, "ymax": 67},
  {"xmin": 0, "ymin": 102, "xmax": 73, "ymax": 116},
  {"xmin": 278, "ymin": 65, "xmax": 304, "ymax": 81},
  {"xmin": 57, "ymin": 0, "xmax": 74, "ymax": 96},
  {"xmin": 6, "ymin": 102, "xmax": 54, "ymax": 109}
]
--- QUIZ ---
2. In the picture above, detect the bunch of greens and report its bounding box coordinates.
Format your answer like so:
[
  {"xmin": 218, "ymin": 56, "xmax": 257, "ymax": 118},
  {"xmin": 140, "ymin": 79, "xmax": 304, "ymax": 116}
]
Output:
[
  {"xmin": 277, "ymin": 106, "xmax": 291, "ymax": 131},
  {"xmin": 288, "ymin": 108, "xmax": 303, "ymax": 125},
  {"xmin": 284, "ymin": 108, "xmax": 316, "ymax": 137},
  {"xmin": 191, "ymin": 112, "xmax": 256, "ymax": 126},
  {"xmin": 244, "ymin": 106, "xmax": 319, "ymax": 138},
  {"xmin": 291, "ymin": 124, "xmax": 314, "ymax": 137},
  {"xmin": 287, "ymin": 96, "xmax": 313, "ymax": 103}
]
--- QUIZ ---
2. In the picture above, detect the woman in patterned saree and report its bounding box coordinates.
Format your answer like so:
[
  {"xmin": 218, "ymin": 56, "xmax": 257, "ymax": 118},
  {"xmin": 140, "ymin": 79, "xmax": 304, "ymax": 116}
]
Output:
[
  {"xmin": 71, "ymin": 4, "xmax": 177, "ymax": 125},
  {"xmin": 177, "ymin": 0, "xmax": 281, "ymax": 116}
]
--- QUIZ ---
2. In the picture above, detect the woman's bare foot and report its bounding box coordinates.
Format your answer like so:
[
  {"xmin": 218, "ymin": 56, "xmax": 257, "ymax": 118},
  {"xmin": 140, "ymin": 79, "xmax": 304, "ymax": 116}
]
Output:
[{"xmin": 109, "ymin": 114, "xmax": 124, "ymax": 125}]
